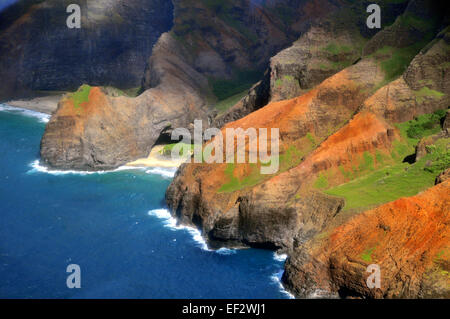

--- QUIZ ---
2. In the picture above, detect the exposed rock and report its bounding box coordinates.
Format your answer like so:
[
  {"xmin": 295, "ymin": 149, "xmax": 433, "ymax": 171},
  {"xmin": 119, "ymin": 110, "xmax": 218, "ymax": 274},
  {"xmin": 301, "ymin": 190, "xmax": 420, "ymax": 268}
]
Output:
[
  {"xmin": 40, "ymin": 29, "xmax": 214, "ymax": 170},
  {"xmin": 362, "ymin": 0, "xmax": 446, "ymax": 56},
  {"xmin": 268, "ymin": 23, "xmax": 364, "ymax": 102},
  {"xmin": 166, "ymin": 2, "xmax": 450, "ymax": 300},
  {"xmin": 415, "ymin": 134, "xmax": 443, "ymax": 161},
  {"xmin": 167, "ymin": 60, "xmax": 388, "ymax": 249},
  {"xmin": 39, "ymin": 0, "xmax": 346, "ymax": 170},
  {"xmin": 444, "ymin": 109, "xmax": 450, "ymax": 133},
  {"xmin": 0, "ymin": 0, "xmax": 173, "ymax": 100},
  {"xmin": 283, "ymin": 180, "xmax": 450, "ymax": 298},
  {"xmin": 362, "ymin": 26, "xmax": 450, "ymax": 123},
  {"xmin": 212, "ymin": 0, "xmax": 410, "ymax": 127},
  {"xmin": 212, "ymin": 71, "xmax": 270, "ymax": 128},
  {"xmin": 436, "ymin": 168, "xmax": 450, "ymax": 184}
]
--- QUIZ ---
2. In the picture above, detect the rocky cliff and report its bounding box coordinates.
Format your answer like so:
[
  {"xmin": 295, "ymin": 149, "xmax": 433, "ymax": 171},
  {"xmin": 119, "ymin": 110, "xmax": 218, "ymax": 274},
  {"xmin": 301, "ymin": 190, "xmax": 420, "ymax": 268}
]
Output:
[
  {"xmin": 0, "ymin": 0, "xmax": 174, "ymax": 100},
  {"xmin": 283, "ymin": 180, "xmax": 450, "ymax": 298},
  {"xmin": 27, "ymin": 0, "xmax": 450, "ymax": 298},
  {"xmin": 213, "ymin": 0, "xmax": 410, "ymax": 127},
  {"xmin": 166, "ymin": 0, "xmax": 450, "ymax": 298},
  {"xmin": 39, "ymin": 0, "xmax": 348, "ymax": 170}
]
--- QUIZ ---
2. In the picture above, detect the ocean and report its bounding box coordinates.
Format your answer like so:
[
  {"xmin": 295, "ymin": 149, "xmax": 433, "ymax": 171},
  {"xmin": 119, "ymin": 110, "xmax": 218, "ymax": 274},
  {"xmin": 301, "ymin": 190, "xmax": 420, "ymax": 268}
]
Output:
[{"xmin": 0, "ymin": 104, "xmax": 291, "ymax": 299}]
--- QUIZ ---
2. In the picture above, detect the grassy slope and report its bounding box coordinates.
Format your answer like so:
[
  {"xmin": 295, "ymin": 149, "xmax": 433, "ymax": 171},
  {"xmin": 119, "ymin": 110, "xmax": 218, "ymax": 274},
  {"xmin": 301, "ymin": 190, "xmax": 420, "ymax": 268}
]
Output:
[
  {"xmin": 325, "ymin": 110, "xmax": 449, "ymax": 213},
  {"xmin": 214, "ymin": 90, "xmax": 249, "ymax": 113},
  {"xmin": 69, "ymin": 84, "xmax": 91, "ymax": 109}
]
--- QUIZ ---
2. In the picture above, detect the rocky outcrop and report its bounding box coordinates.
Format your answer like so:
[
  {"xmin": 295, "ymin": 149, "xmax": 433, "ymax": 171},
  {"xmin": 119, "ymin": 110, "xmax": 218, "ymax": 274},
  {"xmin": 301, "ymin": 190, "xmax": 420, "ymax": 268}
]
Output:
[
  {"xmin": 362, "ymin": 0, "xmax": 446, "ymax": 56},
  {"xmin": 166, "ymin": 59, "xmax": 388, "ymax": 249},
  {"xmin": 40, "ymin": 34, "xmax": 212, "ymax": 170},
  {"xmin": 212, "ymin": 71, "xmax": 270, "ymax": 128},
  {"xmin": 166, "ymin": 1, "xmax": 450, "ymax": 299},
  {"xmin": 283, "ymin": 180, "xmax": 450, "ymax": 298},
  {"xmin": 415, "ymin": 131, "xmax": 448, "ymax": 162},
  {"xmin": 39, "ymin": 0, "xmax": 349, "ymax": 170},
  {"xmin": 436, "ymin": 168, "xmax": 450, "ymax": 184},
  {"xmin": 363, "ymin": 26, "xmax": 450, "ymax": 123},
  {"xmin": 268, "ymin": 23, "xmax": 364, "ymax": 102},
  {"xmin": 0, "ymin": 0, "xmax": 173, "ymax": 100},
  {"xmin": 444, "ymin": 109, "xmax": 450, "ymax": 133},
  {"xmin": 213, "ymin": 0, "xmax": 411, "ymax": 127}
]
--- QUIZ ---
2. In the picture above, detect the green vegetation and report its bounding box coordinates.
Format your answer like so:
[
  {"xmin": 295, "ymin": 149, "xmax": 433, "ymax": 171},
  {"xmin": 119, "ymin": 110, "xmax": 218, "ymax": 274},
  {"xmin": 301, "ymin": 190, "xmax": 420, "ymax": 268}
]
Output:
[
  {"xmin": 306, "ymin": 133, "xmax": 317, "ymax": 148},
  {"xmin": 210, "ymin": 69, "xmax": 263, "ymax": 101},
  {"xmin": 361, "ymin": 247, "xmax": 376, "ymax": 262},
  {"xmin": 398, "ymin": 109, "xmax": 447, "ymax": 140},
  {"xmin": 397, "ymin": 12, "xmax": 436, "ymax": 32},
  {"xmin": 275, "ymin": 75, "xmax": 296, "ymax": 88},
  {"xmin": 70, "ymin": 84, "xmax": 91, "ymax": 110},
  {"xmin": 318, "ymin": 60, "xmax": 353, "ymax": 71},
  {"xmin": 414, "ymin": 87, "xmax": 445, "ymax": 104},
  {"xmin": 372, "ymin": 44, "xmax": 424, "ymax": 83},
  {"xmin": 159, "ymin": 143, "xmax": 193, "ymax": 157},
  {"xmin": 358, "ymin": 151, "xmax": 376, "ymax": 172},
  {"xmin": 424, "ymin": 139, "xmax": 450, "ymax": 174},
  {"xmin": 218, "ymin": 143, "xmax": 308, "ymax": 193},
  {"xmin": 325, "ymin": 110, "xmax": 449, "ymax": 212},
  {"xmin": 314, "ymin": 173, "xmax": 329, "ymax": 190},
  {"xmin": 369, "ymin": 11, "xmax": 438, "ymax": 85},
  {"xmin": 278, "ymin": 144, "xmax": 306, "ymax": 172},
  {"xmin": 214, "ymin": 90, "xmax": 248, "ymax": 113},
  {"xmin": 326, "ymin": 160, "xmax": 439, "ymax": 212},
  {"xmin": 323, "ymin": 43, "xmax": 352, "ymax": 55},
  {"xmin": 218, "ymin": 163, "xmax": 268, "ymax": 193}
]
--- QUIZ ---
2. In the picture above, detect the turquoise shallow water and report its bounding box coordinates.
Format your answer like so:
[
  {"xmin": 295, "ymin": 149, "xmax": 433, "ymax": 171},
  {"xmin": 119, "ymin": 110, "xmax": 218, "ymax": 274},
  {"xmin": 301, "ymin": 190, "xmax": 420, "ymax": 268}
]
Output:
[{"xmin": 0, "ymin": 105, "xmax": 290, "ymax": 299}]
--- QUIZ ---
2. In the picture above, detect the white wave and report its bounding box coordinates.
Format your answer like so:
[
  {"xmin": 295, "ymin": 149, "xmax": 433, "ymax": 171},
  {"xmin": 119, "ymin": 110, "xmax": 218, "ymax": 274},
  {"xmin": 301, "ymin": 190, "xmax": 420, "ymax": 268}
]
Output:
[
  {"xmin": 273, "ymin": 252, "xmax": 288, "ymax": 262},
  {"xmin": 147, "ymin": 208, "xmax": 172, "ymax": 219},
  {"xmin": 148, "ymin": 209, "xmax": 209, "ymax": 250},
  {"xmin": 271, "ymin": 270, "xmax": 295, "ymax": 299},
  {"xmin": 148, "ymin": 208, "xmax": 235, "ymax": 253},
  {"xmin": 27, "ymin": 160, "xmax": 138, "ymax": 176},
  {"xmin": 27, "ymin": 160, "xmax": 177, "ymax": 178},
  {"xmin": 145, "ymin": 167, "xmax": 177, "ymax": 178},
  {"xmin": 0, "ymin": 104, "xmax": 50, "ymax": 123}
]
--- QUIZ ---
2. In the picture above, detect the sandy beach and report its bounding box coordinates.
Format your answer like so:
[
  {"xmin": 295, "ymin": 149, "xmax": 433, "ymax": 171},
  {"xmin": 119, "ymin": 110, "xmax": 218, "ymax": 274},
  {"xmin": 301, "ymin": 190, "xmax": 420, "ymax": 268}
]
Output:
[
  {"xmin": 5, "ymin": 94, "xmax": 63, "ymax": 114},
  {"xmin": 126, "ymin": 145, "xmax": 190, "ymax": 168}
]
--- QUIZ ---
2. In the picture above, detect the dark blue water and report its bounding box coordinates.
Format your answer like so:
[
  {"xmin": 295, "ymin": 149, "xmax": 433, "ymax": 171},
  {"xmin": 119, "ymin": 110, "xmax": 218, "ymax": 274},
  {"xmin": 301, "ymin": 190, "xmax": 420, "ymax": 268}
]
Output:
[{"xmin": 0, "ymin": 106, "xmax": 290, "ymax": 299}]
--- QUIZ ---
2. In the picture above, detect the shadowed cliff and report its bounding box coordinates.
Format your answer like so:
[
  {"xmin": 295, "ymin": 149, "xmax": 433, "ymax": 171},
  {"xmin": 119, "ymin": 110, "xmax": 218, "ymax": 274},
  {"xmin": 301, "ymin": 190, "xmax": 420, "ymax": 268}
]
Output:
[{"xmin": 0, "ymin": 0, "xmax": 174, "ymax": 100}]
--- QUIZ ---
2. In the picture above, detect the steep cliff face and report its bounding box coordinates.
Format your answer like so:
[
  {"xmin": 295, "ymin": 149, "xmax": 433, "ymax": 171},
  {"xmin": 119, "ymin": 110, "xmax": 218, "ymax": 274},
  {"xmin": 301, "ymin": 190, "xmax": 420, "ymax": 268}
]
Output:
[
  {"xmin": 166, "ymin": 0, "xmax": 450, "ymax": 298},
  {"xmin": 283, "ymin": 180, "xmax": 450, "ymax": 298},
  {"xmin": 40, "ymin": 33, "xmax": 212, "ymax": 171},
  {"xmin": 39, "ymin": 0, "xmax": 348, "ymax": 170},
  {"xmin": 212, "ymin": 0, "xmax": 411, "ymax": 126},
  {"xmin": 166, "ymin": 58, "xmax": 389, "ymax": 249},
  {"xmin": 0, "ymin": 0, "xmax": 173, "ymax": 100},
  {"xmin": 362, "ymin": 19, "xmax": 450, "ymax": 123}
]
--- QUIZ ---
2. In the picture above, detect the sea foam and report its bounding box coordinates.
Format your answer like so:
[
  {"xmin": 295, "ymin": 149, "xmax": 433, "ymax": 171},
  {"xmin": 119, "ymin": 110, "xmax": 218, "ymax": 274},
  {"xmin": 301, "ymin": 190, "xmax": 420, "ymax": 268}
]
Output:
[
  {"xmin": 27, "ymin": 160, "xmax": 177, "ymax": 178},
  {"xmin": 147, "ymin": 209, "xmax": 238, "ymax": 256},
  {"xmin": 271, "ymin": 270, "xmax": 295, "ymax": 299},
  {"xmin": 145, "ymin": 167, "xmax": 177, "ymax": 178},
  {"xmin": 273, "ymin": 252, "xmax": 288, "ymax": 262},
  {"xmin": 148, "ymin": 208, "xmax": 210, "ymax": 251},
  {"xmin": 0, "ymin": 104, "xmax": 50, "ymax": 123}
]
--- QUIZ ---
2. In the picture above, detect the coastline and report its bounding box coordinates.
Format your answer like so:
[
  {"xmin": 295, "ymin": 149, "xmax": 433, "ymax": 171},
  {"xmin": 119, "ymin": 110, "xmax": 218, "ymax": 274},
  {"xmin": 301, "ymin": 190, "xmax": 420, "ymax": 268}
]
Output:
[
  {"xmin": 126, "ymin": 145, "xmax": 189, "ymax": 168},
  {"xmin": 0, "ymin": 103, "xmax": 51, "ymax": 123},
  {"xmin": 1, "ymin": 104, "xmax": 294, "ymax": 299},
  {"xmin": 4, "ymin": 94, "xmax": 62, "ymax": 115}
]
